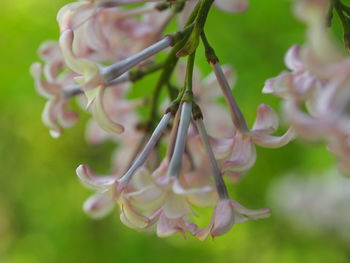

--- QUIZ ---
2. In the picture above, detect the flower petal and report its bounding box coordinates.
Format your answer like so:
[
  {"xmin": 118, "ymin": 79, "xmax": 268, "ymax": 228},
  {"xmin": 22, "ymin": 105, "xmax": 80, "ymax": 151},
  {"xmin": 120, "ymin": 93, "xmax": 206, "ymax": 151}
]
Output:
[
  {"xmin": 76, "ymin": 164, "xmax": 116, "ymax": 190},
  {"xmin": 230, "ymin": 199, "xmax": 271, "ymax": 222},
  {"xmin": 156, "ymin": 213, "xmax": 186, "ymax": 238},
  {"xmin": 59, "ymin": 29, "xmax": 102, "ymax": 89},
  {"xmin": 252, "ymin": 127, "xmax": 296, "ymax": 148},
  {"xmin": 263, "ymin": 71, "xmax": 293, "ymax": 98},
  {"xmin": 119, "ymin": 198, "xmax": 153, "ymax": 229},
  {"xmin": 222, "ymin": 134, "xmax": 257, "ymax": 174},
  {"xmin": 90, "ymin": 86, "xmax": 125, "ymax": 134},
  {"xmin": 30, "ymin": 62, "xmax": 58, "ymax": 97},
  {"xmin": 284, "ymin": 45, "xmax": 304, "ymax": 71},
  {"xmin": 211, "ymin": 200, "xmax": 235, "ymax": 236},
  {"xmin": 83, "ymin": 193, "xmax": 114, "ymax": 219},
  {"xmin": 57, "ymin": 100, "xmax": 79, "ymax": 128},
  {"xmin": 162, "ymin": 194, "xmax": 193, "ymax": 219},
  {"xmin": 214, "ymin": 0, "xmax": 249, "ymax": 13},
  {"xmin": 41, "ymin": 99, "xmax": 62, "ymax": 138},
  {"xmin": 252, "ymin": 104, "xmax": 279, "ymax": 133}
]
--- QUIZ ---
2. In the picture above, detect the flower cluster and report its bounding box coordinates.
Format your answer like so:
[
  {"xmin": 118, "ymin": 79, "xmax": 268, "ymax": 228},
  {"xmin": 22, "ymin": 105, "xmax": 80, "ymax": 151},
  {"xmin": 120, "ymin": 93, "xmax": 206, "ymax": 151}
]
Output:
[
  {"xmin": 32, "ymin": 0, "xmax": 300, "ymax": 239},
  {"xmin": 265, "ymin": 0, "xmax": 350, "ymax": 173}
]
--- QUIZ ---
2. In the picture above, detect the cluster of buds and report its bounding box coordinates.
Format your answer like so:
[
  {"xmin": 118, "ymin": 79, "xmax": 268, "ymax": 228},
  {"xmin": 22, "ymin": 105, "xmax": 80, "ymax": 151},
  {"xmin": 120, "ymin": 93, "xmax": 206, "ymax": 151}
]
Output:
[
  {"xmin": 265, "ymin": 0, "xmax": 350, "ymax": 173},
  {"xmin": 32, "ymin": 0, "xmax": 302, "ymax": 239}
]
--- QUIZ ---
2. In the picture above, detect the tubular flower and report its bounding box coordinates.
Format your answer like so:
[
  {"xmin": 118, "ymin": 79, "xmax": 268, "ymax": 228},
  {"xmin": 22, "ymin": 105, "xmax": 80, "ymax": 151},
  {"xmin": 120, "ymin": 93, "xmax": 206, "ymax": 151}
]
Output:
[
  {"xmin": 196, "ymin": 199, "xmax": 271, "ymax": 240},
  {"xmin": 194, "ymin": 118, "xmax": 271, "ymax": 240},
  {"xmin": 264, "ymin": 0, "xmax": 350, "ymax": 173},
  {"xmin": 209, "ymin": 62, "xmax": 295, "ymax": 179},
  {"xmin": 32, "ymin": 0, "xmax": 315, "ymax": 241},
  {"xmin": 30, "ymin": 41, "xmax": 79, "ymax": 138}
]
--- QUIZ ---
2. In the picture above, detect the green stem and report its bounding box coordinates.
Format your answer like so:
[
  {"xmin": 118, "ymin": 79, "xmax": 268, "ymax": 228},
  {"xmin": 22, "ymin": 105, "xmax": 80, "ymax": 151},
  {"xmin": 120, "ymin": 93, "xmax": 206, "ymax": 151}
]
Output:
[
  {"xmin": 185, "ymin": 52, "xmax": 195, "ymax": 92},
  {"xmin": 201, "ymin": 31, "xmax": 218, "ymax": 63},
  {"xmin": 146, "ymin": 1, "xmax": 203, "ymax": 128},
  {"xmin": 147, "ymin": 25, "xmax": 195, "ymax": 128},
  {"xmin": 334, "ymin": 0, "xmax": 350, "ymax": 49},
  {"xmin": 177, "ymin": 0, "xmax": 214, "ymax": 57},
  {"xmin": 129, "ymin": 62, "xmax": 164, "ymax": 82}
]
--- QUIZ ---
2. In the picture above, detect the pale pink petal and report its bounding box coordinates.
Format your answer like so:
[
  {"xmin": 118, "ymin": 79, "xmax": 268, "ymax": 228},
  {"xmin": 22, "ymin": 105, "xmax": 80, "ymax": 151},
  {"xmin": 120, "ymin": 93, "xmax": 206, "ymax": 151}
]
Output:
[
  {"xmin": 119, "ymin": 198, "xmax": 153, "ymax": 229},
  {"xmin": 43, "ymin": 60, "xmax": 65, "ymax": 83},
  {"xmin": 202, "ymin": 105, "xmax": 234, "ymax": 138},
  {"xmin": 156, "ymin": 213, "xmax": 186, "ymax": 238},
  {"xmin": 263, "ymin": 71, "xmax": 293, "ymax": 98},
  {"xmin": 84, "ymin": 16, "xmax": 110, "ymax": 52},
  {"xmin": 57, "ymin": 100, "xmax": 79, "ymax": 128},
  {"xmin": 38, "ymin": 41, "xmax": 62, "ymax": 61},
  {"xmin": 195, "ymin": 223, "xmax": 214, "ymax": 241},
  {"xmin": 90, "ymin": 86, "xmax": 125, "ymax": 134},
  {"xmin": 30, "ymin": 63, "xmax": 58, "ymax": 97},
  {"xmin": 131, "ymin": 168, "xmax": 154, "ymax": 190},
  {"xmin": 230, "ymin": 200, "xmax": 271, "ymax": 221},
  {"xmin": 162, "ymin": 194, "xmax": 193, "ymax": 219},
  {"xmin": 252, "ymin": 104, "xmax": 279, "ymax": 133},
  {"xmin": 210, "ymin": 200, "xmax": 235, "ymax": 236},
  {"xmin": 59, "ymin": 30, "xmax": 102, "ymax": 89},
  {"xmin": 57, "ymin": 2, "xmax": 91, "ymax": 31},
  {"xmin": 85, "ymin": 119, "xmax": 110, "ymax": 145},
  {"xmin": 252, "ymin": 127, "xmax": 296, "ymax": 148},
  {"xmin": 284, "ymin": 45, "xmax": 304, "ymax": 71},
  {"xmin": 209, "ymin": 136, "xmax": 235, "ymax": 160},
  {"xmin": 41, "ymin": 99, "xmax": 62, "ymax": 138},
  {"xmin": 76, "ymin": 164, "xmax": 116, "ymax": 190},
  {"xmin": 214, "ymin": 0, "xmax": 249, "ymax": 13},
  {"xmin": 222, "ymin": 134, "xmax": 257, "ymax": 174},
  {"xmin": 284, "ymin": 100, "xmax": 331, "ymax": 139},
  {"xmin": 83, "ymin": 193, "xmax": 114, "ymax": 219},
  {"xmin": 126, "ymin": 187, "xmax": 165, "ymax": 211}
]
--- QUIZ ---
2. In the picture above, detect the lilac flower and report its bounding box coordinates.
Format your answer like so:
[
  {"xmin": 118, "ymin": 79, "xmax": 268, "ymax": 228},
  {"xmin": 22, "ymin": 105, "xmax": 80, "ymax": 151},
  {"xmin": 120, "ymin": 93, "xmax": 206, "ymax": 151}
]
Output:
[
  {"xmin": 265, "ymin": 0, "xmax": 350, "ymax": 173},
  {"xmin": 196, "ymin": 199, "xmax": 270, "ymax": 240},
  {"xmin": 76, "ymin": 165, "xmax": 118, "ymax": 219},
  {"xmin": 117, "ymin": 103, "xmax": 216, "ymax": 237},
  {"xmin": 209, "ymin": 62, "xmax": 295, "ymax": 179},
  {"xmin": 59, "ymin": 29, "xmax": 172, "ymax": 134},
  {"xmin": 194, "ymin": 118, "xmax": 271, "ymax": 240},
  {"xmin": 58, "ymin": 1, "xmax": 173, "ymax": 61},
  {"xmin": 76, "ymin": 112, "xmax": 172, "ymax": 221},
  {"xmin": 30, "ymin": 41, "xmax": 78, "ymax": 138}
]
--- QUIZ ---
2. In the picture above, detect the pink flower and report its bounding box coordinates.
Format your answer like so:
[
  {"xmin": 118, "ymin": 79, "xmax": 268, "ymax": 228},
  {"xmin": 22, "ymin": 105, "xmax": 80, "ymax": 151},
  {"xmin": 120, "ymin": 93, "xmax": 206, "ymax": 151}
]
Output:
[
  {"xmin": 76, "ymin": 164, "xmax": 122, "ymax": 218},
  {"xmin": 196, "ymin": 199, "xmax": 271, "ymax": 240},
  {"xmin": 210, "ymin": 62, "xmax": 295, "ymax": 179},
  {"xmin": 30, "ymin": 41, "xmax": 79, "ymax": 137},
  {"xmin": 58, "ymin": 1, "xmax": 174, "ymax": 61},
  {"xmin": 264, "ymin": 1, "xmax": 350, "ymax": 173}
]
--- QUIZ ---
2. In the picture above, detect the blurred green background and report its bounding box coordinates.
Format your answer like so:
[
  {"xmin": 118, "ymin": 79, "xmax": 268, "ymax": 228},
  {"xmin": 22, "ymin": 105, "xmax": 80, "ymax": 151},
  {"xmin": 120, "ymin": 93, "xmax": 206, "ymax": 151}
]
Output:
[{"xmin": 0, "ymin": 0, "xmax": 348, "ymax": 262}]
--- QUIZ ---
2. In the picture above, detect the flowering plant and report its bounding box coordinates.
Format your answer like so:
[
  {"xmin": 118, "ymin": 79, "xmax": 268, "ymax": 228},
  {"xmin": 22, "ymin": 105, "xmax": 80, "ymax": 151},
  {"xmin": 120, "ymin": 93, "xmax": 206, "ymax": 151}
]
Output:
[{"xmin": 32, "ymin": 0, "xmax": 350, "ymax": 240}]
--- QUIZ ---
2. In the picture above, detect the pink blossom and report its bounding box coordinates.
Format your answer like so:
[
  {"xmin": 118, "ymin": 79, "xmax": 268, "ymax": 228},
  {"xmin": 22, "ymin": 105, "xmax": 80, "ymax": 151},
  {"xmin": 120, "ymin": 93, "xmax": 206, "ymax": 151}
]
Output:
[
  {"xmin": 210, "ymin": 62, "xmax": 295, "ymax": 178},
  {"xmin": 30, "ymin": 41, "xmax": 79, "ymax": 138},
  {"xmin": 264, "ymin": 0, "xmax": 350, "ymax": 173},
  {"xmin": 196, "ymin": 199, "xmax": 270, "ymax": 240}
]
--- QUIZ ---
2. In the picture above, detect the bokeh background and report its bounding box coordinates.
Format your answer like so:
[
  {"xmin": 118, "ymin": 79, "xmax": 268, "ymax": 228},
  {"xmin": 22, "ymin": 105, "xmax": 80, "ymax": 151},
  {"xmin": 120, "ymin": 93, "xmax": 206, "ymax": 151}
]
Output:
[{"xmin": 1, "ymin": 0, "xmax": 349, "ymax": 262}]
